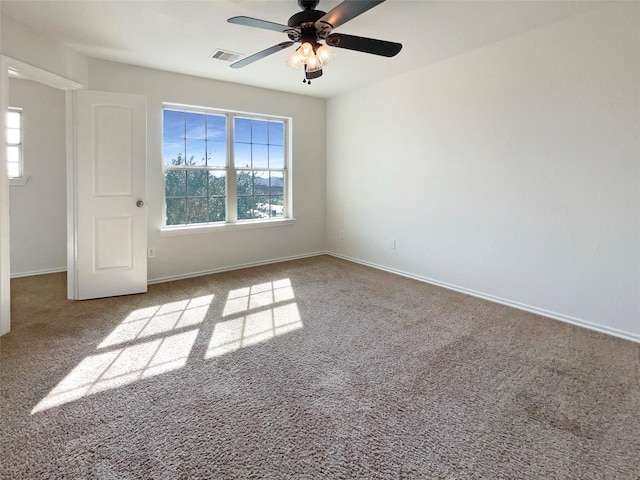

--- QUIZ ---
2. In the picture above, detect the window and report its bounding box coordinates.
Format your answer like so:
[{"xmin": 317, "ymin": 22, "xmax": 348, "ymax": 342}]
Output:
[
  {"xmin": 162, "ymin": 105, "xmax": 289, "ymax": 228},
  {"xmin": 6, "ymin": 108, "xmax": 23, "ymax": 179}
]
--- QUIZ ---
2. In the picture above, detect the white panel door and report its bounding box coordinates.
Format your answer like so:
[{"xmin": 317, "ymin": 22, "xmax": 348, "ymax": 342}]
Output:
[{"xmin": 72, "ymin": 90, "xmax": 147, "ymax": 300}]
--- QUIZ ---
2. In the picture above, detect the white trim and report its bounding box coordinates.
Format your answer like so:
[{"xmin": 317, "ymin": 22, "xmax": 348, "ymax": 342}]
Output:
[
  {"xmin": 9, "ymin": 176, "xmax": 28, "ymax": 186},
  {"xmin": 2, "ymin": 57, "xmax": 82, "ymax": 91},
  {"xmin": 0, "ymin": 57, "xmax": 11, "ymax": 335},
  {"xmin": 148, "ymin": 251, "xmax": 324, "ymax": 284},
  {"xmin": 328, "ymin": 252, "xmax": 640, "ymax": 344},
  {"xmin": 160, "ymin": 217, "xmax": 296, "ymax": 237},
  {"xmin": 163, "ymin": 101, "xmax": 290, "ymax": 121},
  {"xmin": 10, "ymin": 267, "xmax": 66, "ymax": 279},
  {"xmin": 66, "ymin": 91, "xmax": 78, "ymax": 299}
]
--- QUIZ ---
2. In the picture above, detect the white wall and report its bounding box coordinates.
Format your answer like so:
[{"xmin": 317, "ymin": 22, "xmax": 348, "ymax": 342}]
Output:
[
  {"xmin": 88, "ymin": 59, "xmax": 326, "ymax": 282},
  {"xmin": 326, "ymin": 2, "xmax": 640, "ymax": 340},
  {"xmin": 9, "ymin": 79, "xmax": 67, "ymax": 276},
  {"xmin": 0, "ymin": 14, "xmax": 88, "ymax": 86}
]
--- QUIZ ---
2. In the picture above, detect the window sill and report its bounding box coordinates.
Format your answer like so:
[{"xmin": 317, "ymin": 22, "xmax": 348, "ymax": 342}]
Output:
[
  {"xmin": 9, "ymin": 177, "xmax": 29, "ymax": 186},
  {"xmin": 160, "ymin": 217, "xmax": 296, "ymax": 237}
]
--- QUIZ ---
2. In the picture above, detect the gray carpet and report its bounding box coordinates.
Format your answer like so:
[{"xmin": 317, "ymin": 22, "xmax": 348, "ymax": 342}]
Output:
[{"xmin": 1, "ymin": 255, "xmax": 639, "ymax": 479}]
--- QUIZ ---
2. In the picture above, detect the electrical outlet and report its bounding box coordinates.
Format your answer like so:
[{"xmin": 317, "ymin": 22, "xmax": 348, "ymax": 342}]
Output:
[
  {"xmin": 339, "ymin": 229, "xmax": 345, "ymax": 239},
  {"xmin": 148, "ymin": 247, "xmax": 156, "ymax": 258},
  {"xmin": 389, "ymin": 239, "xmax": 397, "ymax": 250}
]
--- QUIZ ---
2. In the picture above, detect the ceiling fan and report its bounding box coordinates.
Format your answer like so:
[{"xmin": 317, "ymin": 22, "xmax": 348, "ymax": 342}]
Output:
[{"xmin": 227, "ymin": 0, "xmax": 402, "ymax": 84}]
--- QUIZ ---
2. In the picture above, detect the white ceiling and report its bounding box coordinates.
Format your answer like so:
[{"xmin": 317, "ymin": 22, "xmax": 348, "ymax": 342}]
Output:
[{"xmin": 1, "ymin": 0, "xmax": 606, "ymax": 98}]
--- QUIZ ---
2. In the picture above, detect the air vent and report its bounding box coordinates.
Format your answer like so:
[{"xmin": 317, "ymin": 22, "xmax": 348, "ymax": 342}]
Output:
[{"xmin": 211, "ymin": 49, "xmax": 242, "ymax": 62}]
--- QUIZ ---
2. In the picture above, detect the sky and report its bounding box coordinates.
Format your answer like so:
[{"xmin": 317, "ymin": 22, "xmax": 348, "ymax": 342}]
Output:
[{"xmin": 163, "ymin": 109, "xmax": 285, "ymax": 169}]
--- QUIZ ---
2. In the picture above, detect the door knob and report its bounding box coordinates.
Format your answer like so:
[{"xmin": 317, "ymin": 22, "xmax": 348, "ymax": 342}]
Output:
[{"xmin": 136, "ymin": 200, "xmax": 145, "ymax": 207}]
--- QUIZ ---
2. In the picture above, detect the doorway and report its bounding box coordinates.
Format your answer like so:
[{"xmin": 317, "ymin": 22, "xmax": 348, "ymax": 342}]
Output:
[
  {"xmin": 0, "ymin": 56, "xmax": 82, "ymax": 335},
  {"xmin": 8, "ymin": 79, "xmax": 67, "ymax": 277}
]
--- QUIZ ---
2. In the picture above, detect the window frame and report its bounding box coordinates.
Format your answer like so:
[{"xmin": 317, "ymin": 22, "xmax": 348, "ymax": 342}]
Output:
[
  {"xmin": 160, "ymin": 103, "xmax": 293, "ymax": 235},
  {"xmin": 6, "ymin": 107, "xmax": 26, "ymax": 185}
]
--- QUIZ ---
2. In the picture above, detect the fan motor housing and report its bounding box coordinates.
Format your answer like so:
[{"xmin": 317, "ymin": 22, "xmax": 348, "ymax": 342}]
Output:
[
  {"xmin": 287, "ymin": 9, "xmax": 326, "ymax": 29},
  {"xmin": 298, "ymin": 0, "xmax": 319, "ymax": 9}
]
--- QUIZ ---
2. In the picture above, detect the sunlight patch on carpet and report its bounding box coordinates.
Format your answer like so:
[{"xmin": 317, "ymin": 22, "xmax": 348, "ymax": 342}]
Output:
[
  {"xmin": 99, "ymin": 295, "xmax": 213, "ymax": 348},
  {"xmin": 222, "ymin": 279, "xmax": 295, "ymax": 316},
  {"xmin": 207, "ymin": 279, "xmax": 302, "ymax": 358},
  {"xmin": 32, "ymin": 280, "xmax": 304, "ymax": 414},
  {"xmin": 31, "ymin": 294, "xmax": 214, "ymax": 414}
]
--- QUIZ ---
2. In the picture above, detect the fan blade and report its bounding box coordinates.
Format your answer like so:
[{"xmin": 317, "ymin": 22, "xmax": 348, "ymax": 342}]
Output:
[
  {"xmin": 326, "ymin": 33, "xmax": 402, "ymax": 57},
  {"xmin": 316, "ymin": 0, "xmax": 385, "ymax": 30},
  {"xmin": 230, "ymin": 42, "xmax": 295, "ymax": 69},
  {"xmin": 228, "ymin": 16, "xmax": 292, "ymax": 34}
]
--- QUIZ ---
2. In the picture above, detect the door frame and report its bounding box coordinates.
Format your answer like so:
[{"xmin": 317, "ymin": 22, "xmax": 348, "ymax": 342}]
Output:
[{"xmin": 0, "ymin": 56, "xmax": 82, "ymax": 335}]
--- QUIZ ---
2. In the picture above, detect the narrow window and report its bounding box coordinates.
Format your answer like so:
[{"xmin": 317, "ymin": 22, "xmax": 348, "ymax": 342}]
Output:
[{"xmin": 6, "ymin": 107, "xmax": 23, "ymax": 179}]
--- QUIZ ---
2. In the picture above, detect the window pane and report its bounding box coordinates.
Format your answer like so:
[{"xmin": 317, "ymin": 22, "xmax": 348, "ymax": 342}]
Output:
[
  {"xmin": 6, "ymin": 128, "xmax": 20, "ymax": 144},
  {"xmin": 7, "ymin": 162, "xmax": 19, "ymax": 178},
  {"xmin": 268, "ymin": 145, "xmax": 284, "ymax": 168},
  {"xmin": 237, "ymin": 196, "xmax": 253, "ymax": 220},
  {"xmin": 187, "ymin": 198, "xmax": 208, "ymax": 224},
  {"xmin": 254, "ymin": 195, "xmax": 270, "ymax": 218},
  {"xmin": 208, "ymin": 197, "xmax": 225, "ymax": 223},
  {"xmin": 270, "ymin": 172, "xmax": 284, "ymax": 195},
  {"xmin": 163, "ymin": 138, "xmax": 185, "ymax": 166},
  {"xmin": 7, "ymin": 146, "xmax": 19, "ymax": 163},
  {"xmin": 268, "ymin": 121, "xmax": 284, "ymax": 145},
  {"xmin": 253, "ymin": 171, "xmax": 269, "ymax": 195},
  {"xmin": 269, "ymin": 196, "xmax": 284, "ymax": 217},
  {"xmin": 251, "ymin": 119, "xmax": 268, "ymax": 144},
  {"xmin": 165, "ymin": 170, "xmax": 186, "ymax": 197},
  {"xmin": 6, "ymin": 111, "xmax": 20, "ymax": 129},
  {"xmin": 187, "ymin": 170, "xmax": 208, "ymax": 196},
  {"xmin": 208, "ymin": 171, "xmax": 226, "ymax": 196},
  {"xmin": 207, "ymin": 114, "xmax": 226, "ymax": 141},
  {"xmin": 166, "ymin": 198, "xmax": 186, "ymax": 225},
  {"xmin": 186, "ymin": 112, "xmax": 206, "ymax": 139},
  {"xmin": 185, "ymin": 139, "xmax": 206, "ymax": 166},
  {"xmin": 237, "ymin": 171, "xmax": 253, "ymax": 196},
  {"xmin": 252, "ymin": 144, "xmax": 268, "ymax": 168},
  {"xmin": 207, "ymin": 141, "xmax": 226, "ymax": 167},
  {"xmin": 234, "ymin": 143, "xmax": 251, "ymax": 168},
  {"xmin": 163, "ymin": 110, "xmax": 185, "ymax": 138},
  {"xmin": 234, "ymin": 117, "xmax": 251, "ymax": 143}
]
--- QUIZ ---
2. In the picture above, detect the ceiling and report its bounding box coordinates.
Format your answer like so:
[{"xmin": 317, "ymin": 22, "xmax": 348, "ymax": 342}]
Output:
[{"xmin": 1, "ymin": 0, "xmax": 606, "ymax": 98}]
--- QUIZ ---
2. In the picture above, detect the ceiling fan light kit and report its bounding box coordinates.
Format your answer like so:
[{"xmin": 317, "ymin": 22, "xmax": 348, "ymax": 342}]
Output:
[
  {"xmin": 227, "ymin": 0, "xmax": 402, "ymax": 85},
  {"xmin": 286, "ymin": 42, "xmax": 335, "ymax": 72}
]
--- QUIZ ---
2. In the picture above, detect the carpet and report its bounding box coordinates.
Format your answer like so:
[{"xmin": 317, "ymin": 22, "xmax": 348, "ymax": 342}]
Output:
[{"xmin": 1, "ymin": 255, "xmax": 639, "ymax": 479}]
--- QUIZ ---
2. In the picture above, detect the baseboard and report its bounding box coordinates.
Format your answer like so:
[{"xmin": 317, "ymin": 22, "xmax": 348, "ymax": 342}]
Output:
[
  {"xmin": 15, "ymin": 254, "xmax": 637, "ymax": 344},
  {"xmin": 328, "ymin": 252, "xmax": 640, "ymax": 344},
  {"xmin": 147, "ymin": 251, "xmax": 327, "ymax": 285},
  {"xmin": 10, "ymin": 267, "xmax": 67, "ymax": 279},
  {"xmin": 10, "ymin": 253, "xmax": 328, "ymax": 286}
]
